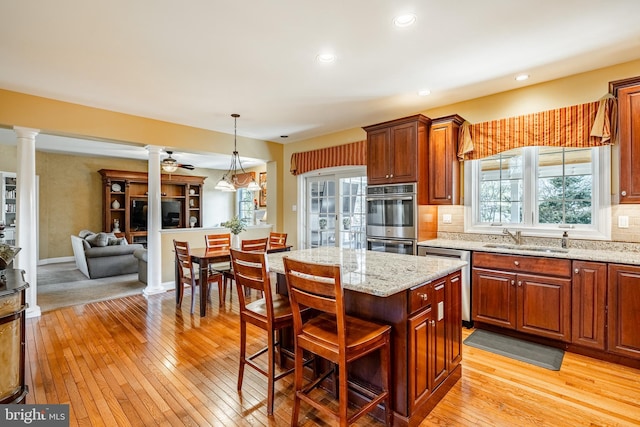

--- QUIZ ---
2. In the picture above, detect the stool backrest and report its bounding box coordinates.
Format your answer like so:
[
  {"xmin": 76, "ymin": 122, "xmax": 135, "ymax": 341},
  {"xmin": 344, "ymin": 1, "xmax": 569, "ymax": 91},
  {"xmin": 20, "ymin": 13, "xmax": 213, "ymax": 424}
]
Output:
[
  {"xmin": 230, "ymin": 249, "xmax": 274, "ymax": 317},
  {"xmin": 283, "ymin": 257, "xmax": 345, "ymax": 346}
]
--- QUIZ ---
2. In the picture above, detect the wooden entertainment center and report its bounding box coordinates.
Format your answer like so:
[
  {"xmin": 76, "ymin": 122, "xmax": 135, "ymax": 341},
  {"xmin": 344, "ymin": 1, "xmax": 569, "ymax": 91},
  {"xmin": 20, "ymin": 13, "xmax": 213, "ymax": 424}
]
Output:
[{"xmin": 99, "ymin": 169, "xmax": 206, "ymax": 246}]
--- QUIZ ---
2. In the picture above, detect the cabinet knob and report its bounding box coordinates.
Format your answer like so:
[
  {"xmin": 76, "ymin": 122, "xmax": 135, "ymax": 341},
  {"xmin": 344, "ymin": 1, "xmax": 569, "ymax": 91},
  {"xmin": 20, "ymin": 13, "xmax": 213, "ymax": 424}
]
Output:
[
  {"xmin": 447, "ymin": 195, "xmax": 451, "ymax": 199},
  {"xmin": 574, "ymin": 268, "xmax": 580, "ymax": 274},
  {"xmin": 621, "ymin": 190, "xmax": 627, "ymax": 197},
  {"xmin": 431, "ymin": 320, "xmax": 436, "ymax": 327},
  {"xmin": 514, "ymin": 261, "xmax": 519, "ymax": 266},
  {"xmin": 511, "ymin": 280, "xmax": 515, "ymax": 286},
  {"xmin": 518, "ymin": 281, "xmax": 522, "ymax": 287},
  {"xmin": 419, "ymin": 293, "xmax": 429, "ymax": 301},
  {"xmin": 390, "ymin": 174, "xmax": 393, "ymax": 178},
  {"xmin": 385, "ymin": 174, "xmax": 389, "ymax": 178}
]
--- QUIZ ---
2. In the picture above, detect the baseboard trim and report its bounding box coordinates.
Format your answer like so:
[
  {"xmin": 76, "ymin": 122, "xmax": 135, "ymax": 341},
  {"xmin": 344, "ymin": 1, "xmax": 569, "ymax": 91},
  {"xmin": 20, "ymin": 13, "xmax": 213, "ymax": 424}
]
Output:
[{"xmin": 38, "ymin": 256, "xmax": 75, "ymax": 266}]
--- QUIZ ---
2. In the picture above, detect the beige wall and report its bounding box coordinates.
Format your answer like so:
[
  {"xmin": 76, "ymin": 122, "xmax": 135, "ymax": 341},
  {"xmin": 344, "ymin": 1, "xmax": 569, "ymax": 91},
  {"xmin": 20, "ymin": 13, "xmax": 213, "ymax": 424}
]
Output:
[{"xmin": 282, "ymin": 59, "xmax": 640, "ymax": 246}]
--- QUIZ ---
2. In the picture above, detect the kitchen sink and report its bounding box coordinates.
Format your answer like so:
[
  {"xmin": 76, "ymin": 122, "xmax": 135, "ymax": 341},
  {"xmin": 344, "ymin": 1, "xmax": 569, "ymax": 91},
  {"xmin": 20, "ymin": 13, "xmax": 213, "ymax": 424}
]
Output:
[{"xmin": 483, "ymin": 243, "xmax": 569, "ymax": 253}]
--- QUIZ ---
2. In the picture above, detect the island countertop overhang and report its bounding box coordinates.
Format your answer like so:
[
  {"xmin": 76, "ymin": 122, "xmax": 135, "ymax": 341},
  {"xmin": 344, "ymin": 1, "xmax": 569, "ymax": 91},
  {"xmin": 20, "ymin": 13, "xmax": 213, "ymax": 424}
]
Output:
[{"xmin": 266, "ymin": 247, "xmax": 467, "ymax": 297}]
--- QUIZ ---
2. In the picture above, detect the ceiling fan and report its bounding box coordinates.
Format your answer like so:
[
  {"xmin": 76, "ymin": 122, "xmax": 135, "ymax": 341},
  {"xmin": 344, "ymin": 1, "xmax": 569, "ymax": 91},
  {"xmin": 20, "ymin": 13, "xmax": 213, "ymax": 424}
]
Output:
[{"xmin": 161, "ymin": 151, "xmax": 195, "ymax": 172}]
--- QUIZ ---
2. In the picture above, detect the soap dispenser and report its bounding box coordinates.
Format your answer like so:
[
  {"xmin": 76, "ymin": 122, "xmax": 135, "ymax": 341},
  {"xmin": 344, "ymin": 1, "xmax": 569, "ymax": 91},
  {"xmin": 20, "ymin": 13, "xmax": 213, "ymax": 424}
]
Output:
[{"xmin": 561, "ymin": 231, "xmax": 569, "ymax": 249}]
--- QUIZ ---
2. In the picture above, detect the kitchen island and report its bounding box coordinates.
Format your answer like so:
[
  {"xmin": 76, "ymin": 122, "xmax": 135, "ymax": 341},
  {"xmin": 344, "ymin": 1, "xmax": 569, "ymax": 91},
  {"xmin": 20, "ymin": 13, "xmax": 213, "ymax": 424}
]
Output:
[{"xmin": 267, "ymin": 247, "xmax": 466, "ymax": 427}]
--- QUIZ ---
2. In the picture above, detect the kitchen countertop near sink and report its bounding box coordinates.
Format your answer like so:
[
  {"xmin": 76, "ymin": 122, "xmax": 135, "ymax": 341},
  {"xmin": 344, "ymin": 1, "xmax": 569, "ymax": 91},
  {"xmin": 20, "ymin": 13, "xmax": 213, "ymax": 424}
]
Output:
[{"xmin": 418, "ymin": 237, "xmax": 640, "ymax": 266}]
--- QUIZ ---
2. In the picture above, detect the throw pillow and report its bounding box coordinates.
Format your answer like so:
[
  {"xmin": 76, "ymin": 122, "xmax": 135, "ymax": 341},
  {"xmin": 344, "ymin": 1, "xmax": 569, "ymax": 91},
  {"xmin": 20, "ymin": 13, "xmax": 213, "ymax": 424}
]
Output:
[
  {"xmin": 79, "ymin": 229, "xmax": 95, "ymax": 239},
  {"xmin": 107, "ymin": 237, "xmax": 126, "ymax": 246},
  {"xmin": 85, "ymin": 232, "xmax": 109, "ymax": 247}
]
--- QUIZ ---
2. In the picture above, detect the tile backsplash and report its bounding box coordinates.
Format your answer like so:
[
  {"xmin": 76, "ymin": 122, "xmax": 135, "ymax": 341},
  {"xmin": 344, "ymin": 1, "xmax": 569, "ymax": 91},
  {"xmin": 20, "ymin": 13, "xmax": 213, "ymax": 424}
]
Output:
[{"xmin": 433, "ymin": 204, "xmax": 640, "ymax": 244}]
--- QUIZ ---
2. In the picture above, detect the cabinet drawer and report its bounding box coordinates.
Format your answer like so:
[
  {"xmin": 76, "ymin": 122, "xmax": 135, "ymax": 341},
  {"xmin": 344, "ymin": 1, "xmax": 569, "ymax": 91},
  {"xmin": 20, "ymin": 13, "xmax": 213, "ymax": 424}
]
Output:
[
  {"xmin": 409, "ymin": 282, "xmax": 432, "ymax": 314},
  {"xmin": 473, "ymin": 252, "xmax": 571, "ymax": 277}
]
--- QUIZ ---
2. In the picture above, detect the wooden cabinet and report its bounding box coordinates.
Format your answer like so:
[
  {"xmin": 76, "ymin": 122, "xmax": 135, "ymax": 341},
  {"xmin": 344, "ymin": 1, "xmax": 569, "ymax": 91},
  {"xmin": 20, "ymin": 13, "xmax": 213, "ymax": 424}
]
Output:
[
  {"xmin": 98, "ymin": 169, "xmax": 205, "ymax": 246},
  {"xmin": 363, "ymin": 115, "xmax": 431, "ymax": 192},
  {"xmin": 428, "ymin": 115, "xmax": 464, "ymax": 205},
  {"xmin": 473, "ymin": 252, "xmax": 572, "ymax": 341},
  {"xmin": 608, "ymin": 264, "xmax": 640, "ymax": 359},
  {"xmin": 610, "ymin": 77, "xmax": 640, "ymax": 203},
  {"xmin": 408, "ymin": 271, "xmax": 461, "ymax": 414},
  {"xmin": 0, "ymin": 269, "xmax": 28, "ymax": 404},
  {"xmin": 572, "ymin": 261, "xmax": 607, "ymax": 350}
]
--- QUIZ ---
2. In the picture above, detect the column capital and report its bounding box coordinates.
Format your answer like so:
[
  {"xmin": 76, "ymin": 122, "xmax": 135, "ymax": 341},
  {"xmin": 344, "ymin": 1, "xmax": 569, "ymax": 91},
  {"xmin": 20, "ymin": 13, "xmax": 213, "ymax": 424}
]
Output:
[{"xmin": 13, "ymin": 127, "xmax": 40, "ymax": 139}]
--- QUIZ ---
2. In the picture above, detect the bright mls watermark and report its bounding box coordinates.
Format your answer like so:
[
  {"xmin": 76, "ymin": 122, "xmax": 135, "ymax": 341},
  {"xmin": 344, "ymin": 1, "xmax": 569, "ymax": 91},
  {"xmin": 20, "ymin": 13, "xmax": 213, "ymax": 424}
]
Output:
[{"xmin": 2, "ymin": 405, "xmax": 69, "ymax": 426}]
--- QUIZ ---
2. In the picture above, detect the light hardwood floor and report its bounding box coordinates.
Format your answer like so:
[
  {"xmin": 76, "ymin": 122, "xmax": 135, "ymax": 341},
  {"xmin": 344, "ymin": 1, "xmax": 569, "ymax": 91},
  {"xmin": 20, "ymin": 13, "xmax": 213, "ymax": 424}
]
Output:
[{"xmin": 25, "ymin": 288, "xmax": 640, "ymax": 426}]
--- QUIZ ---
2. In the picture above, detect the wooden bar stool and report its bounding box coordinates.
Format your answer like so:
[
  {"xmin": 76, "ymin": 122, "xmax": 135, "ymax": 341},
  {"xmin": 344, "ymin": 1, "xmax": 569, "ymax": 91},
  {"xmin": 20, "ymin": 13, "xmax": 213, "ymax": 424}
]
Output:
[
  {"xmin": 231, "ymin": 248, "xmax": 299, "ymax": 415},
  {"xmin": 174, "ymin": 239, "xmax": 223, "ymax": 314},
  {"xmin": 283, "ymin": 257, "xmax": 393, "ymax": 427}
]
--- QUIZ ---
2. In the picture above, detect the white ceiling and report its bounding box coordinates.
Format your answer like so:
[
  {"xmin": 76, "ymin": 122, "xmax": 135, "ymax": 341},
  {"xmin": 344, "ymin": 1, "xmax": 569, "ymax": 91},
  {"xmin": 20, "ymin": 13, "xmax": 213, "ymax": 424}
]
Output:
[{"xmin": 1, "ymin": 0, "xmax": 640, "ymax": 167}]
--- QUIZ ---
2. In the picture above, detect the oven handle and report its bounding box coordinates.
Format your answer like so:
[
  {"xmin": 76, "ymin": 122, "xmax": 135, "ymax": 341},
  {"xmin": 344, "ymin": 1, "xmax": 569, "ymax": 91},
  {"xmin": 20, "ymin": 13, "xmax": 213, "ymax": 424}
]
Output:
[
  {"xmin": 366, "ymin": 196, "xmax": 414, "ymax": 202},
  {"xmin": 367, "ymin": 237, "xmax": 415, "ymax": 245}
]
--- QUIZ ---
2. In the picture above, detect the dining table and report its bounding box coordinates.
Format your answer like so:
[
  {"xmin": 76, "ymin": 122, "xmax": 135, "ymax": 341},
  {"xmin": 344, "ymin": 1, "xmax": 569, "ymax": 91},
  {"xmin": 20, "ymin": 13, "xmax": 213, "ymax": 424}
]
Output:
[{"xmin": 180, "ymin": 244, "xmax": 292, "ymax": 316}]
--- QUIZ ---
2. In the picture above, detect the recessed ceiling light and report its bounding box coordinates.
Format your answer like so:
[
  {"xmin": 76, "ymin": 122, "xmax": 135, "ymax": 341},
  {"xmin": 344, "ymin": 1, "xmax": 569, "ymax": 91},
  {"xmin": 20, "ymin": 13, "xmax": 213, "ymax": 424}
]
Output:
[
  {"xmin": 393, "ymin": 14, "xmax": 416, "ymax": 27},
  {"xmin": 418, "ymin": 89, "xmax": 431, "ymax": 96},
  {"xmin": 316, "ymin": 53, "xmax": 336, "ymax": 63},
  {"xmin": 515, "ymin": 74, "xmax": 530, "ymax": 81}
]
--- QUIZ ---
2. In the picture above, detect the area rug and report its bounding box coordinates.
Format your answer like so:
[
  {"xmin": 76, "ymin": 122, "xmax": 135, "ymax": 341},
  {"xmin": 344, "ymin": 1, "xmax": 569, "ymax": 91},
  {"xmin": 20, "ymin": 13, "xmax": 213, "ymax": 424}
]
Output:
[
  {"xmin": 463, "ymin": 329, "xmax": 564, "ymax": 370},
  {"xmin": 38, "ymin": 271, "xmax": 144, "ymax": 312}
]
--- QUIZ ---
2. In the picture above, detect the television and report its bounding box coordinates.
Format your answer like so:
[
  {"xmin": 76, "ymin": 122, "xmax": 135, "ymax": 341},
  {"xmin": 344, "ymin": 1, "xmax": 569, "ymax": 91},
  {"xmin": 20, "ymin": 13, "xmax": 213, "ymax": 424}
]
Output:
[
  {"xmin": 161, "ymin": 200, "xmax": 182, "ymax": 228},
  {"xmin": 130, "ymin": 199, "xmax": 183, "ymax": 230}
]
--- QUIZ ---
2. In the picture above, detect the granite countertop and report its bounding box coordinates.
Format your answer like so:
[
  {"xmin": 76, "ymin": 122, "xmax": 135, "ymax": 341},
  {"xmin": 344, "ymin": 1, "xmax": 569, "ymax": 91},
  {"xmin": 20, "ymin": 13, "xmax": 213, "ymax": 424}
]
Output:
[
  {"xmin": 418, "ymin": 238, "xmax": 640, "ymax": 266},
  {"xmin": 267, "ymin": 247, "xmax": 467, "ymax": 298}
]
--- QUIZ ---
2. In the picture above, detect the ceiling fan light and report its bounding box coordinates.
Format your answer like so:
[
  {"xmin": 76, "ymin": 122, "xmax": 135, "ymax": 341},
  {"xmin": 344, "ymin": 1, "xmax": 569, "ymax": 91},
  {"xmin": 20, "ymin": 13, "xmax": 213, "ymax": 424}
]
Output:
[{"xmin": 161, "ymin": 159, "xmax": 178, "ymax": 173}]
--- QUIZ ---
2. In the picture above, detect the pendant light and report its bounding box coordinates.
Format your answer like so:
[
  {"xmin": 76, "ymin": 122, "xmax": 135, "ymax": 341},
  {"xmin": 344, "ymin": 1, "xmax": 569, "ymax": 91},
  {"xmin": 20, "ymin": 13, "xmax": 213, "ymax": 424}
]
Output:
[{"xmin": 215, "ymin": 114, "xmax": 261, "ymax": 192}]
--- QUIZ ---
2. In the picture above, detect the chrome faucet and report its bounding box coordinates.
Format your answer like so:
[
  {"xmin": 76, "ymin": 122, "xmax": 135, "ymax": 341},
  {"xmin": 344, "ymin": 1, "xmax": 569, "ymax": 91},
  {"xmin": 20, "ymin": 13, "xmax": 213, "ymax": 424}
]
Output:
[{"xmin": 503, "ymin": 228, "xmax": 522, "ymax": 245}]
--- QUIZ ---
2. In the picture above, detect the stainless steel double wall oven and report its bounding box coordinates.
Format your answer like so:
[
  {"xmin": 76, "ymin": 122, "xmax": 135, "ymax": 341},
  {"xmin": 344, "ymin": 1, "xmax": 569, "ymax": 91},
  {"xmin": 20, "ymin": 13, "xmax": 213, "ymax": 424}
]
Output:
[{"xmin": 366, "ymin": 183, "xmax": 418, "ymax": 255}]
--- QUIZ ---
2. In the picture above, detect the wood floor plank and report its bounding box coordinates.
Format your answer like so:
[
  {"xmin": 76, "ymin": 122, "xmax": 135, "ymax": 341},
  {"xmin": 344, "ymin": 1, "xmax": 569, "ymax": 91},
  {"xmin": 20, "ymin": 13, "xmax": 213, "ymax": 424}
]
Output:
[{"xmin": 24, "ymin": 287, "xmax": 640, "ymax": 426}]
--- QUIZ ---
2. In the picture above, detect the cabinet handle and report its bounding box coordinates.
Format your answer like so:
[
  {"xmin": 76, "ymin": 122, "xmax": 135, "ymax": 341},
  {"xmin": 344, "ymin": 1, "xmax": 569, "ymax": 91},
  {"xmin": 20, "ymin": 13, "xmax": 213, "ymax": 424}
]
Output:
[
  {"xmin": 518, "ymin": 281, "xmax": 522, "ymax": 287},
  {"xmin": 385, "ymin": 174, "xmax": 389, "ymax": 178},
  {"xmin": 447, "ymin": 195, "xmax": 451, "ymax": 199},
  {"xmin": 511, "ymin": 280, "xmax": 515, "ymax": 286},
  {"xmin": 431, "ymin": 320, "xmax": 436, "ymax": 327},
  {"xmin": 621, "ymin": 190, "xmax": 627, "ymax": 197},
  {"xmin": 419, "ymin": 293, "xmax": 429, "ymax": 301},
  {"xmin": 574, "ymin": 268, "xmax": 580, "ymax": 274},
  {"xmin": 514, "ymin": 261, "xmax": 519, "ymax": 266},
  {"xmin": 390, "ymin": 174, "xmax": 393, "ymax": 178}
]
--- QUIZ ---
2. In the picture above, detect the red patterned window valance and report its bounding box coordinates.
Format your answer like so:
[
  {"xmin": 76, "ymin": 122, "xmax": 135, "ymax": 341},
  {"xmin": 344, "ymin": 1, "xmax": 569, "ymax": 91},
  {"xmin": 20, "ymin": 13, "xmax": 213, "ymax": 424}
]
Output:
[
  {"xmin": 290, "ymin": 140, "xmax": 366, "ymax": 175},
  {"xmin": 458, "ymin": 95, "xmax": 617, "ymax": 161}
]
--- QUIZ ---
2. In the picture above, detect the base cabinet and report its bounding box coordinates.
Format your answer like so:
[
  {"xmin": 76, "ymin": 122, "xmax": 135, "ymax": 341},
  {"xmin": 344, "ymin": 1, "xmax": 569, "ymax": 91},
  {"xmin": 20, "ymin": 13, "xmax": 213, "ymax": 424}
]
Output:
[
  {"xmin": 608, "ymin": 264, "xmax": 640, "ymax": 359},
  {"xmin": 472, "ymin": 252, "xmax": 572, "ymax": 342},
  {"xmin": 572, "ymin": 261, "xmax": 607, "ymax": 350}
]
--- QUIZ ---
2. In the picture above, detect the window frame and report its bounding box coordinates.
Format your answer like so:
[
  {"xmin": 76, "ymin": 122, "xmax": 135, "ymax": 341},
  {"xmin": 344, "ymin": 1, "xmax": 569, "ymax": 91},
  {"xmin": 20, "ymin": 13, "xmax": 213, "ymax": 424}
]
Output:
[{"xmin": 464, "ymin": 145, "xmax": 611, "ymax": 240}]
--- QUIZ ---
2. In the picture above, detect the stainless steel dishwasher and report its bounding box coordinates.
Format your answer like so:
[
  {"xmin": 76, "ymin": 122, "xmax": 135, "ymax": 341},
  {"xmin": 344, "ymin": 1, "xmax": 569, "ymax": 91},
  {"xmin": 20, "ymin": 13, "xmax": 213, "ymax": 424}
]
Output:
[{"xmin": 417, "ymin": 246, "xmax": 472, "ymax": 327}]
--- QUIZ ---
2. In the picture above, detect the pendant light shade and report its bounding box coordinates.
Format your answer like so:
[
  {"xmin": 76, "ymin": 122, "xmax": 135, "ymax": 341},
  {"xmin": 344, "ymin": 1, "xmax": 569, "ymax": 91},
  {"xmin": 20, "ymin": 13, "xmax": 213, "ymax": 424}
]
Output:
[{"xmin": 214, "ymin": 114, "xmax": 261, "ymax": 192}]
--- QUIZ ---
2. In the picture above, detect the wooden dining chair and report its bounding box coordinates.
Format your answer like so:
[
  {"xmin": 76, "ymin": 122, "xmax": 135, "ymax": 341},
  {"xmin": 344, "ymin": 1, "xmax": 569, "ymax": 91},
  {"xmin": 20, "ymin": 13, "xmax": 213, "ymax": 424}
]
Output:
[
  {"xmin": 269, "ymin": 232, "xmax": 288, "ymax": 248},
  {"xmin": 174, "ymin": 239, "xmax": 223, "ymax": 313},
  {"xmin": 204, "ymin": 233, "xmax": 233, "ymax": 305},
  {"xmin": 283, "ymin": 257, "xmax": 393, "ymax": 427},
  {"xmin": 231, "ymin": 248, "xmax": 299, "ymax": 415},
  {"xmin": 241, "ymin": 237, "xmax": 269, "ymax": 252}
]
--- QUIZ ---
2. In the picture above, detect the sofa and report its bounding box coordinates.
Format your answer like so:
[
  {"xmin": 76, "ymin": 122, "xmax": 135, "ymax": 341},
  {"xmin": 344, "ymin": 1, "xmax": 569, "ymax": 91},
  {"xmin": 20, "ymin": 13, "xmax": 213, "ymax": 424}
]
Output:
[
  {"xmin": 133, "ymin": 248, "xmax": 148, "ymax": 284},
  {"xmin": 71, "ymin": 230, "xmax": 145, "ymax": 279}
]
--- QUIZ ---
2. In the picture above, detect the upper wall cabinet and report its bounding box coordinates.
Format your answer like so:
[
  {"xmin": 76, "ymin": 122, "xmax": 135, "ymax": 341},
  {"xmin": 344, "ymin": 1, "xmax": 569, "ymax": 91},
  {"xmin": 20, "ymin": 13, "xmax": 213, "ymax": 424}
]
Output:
[
  {"xmin": 428, "ymin": 115, "xmax": 464, "ymax": 205},
  {"xmin": 610, "ymin": 77, "xmax": 640, "ymax": 204},
  {"xmin": 363, "ymin": 115, "xmax": 431, "ymax": 198}
]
